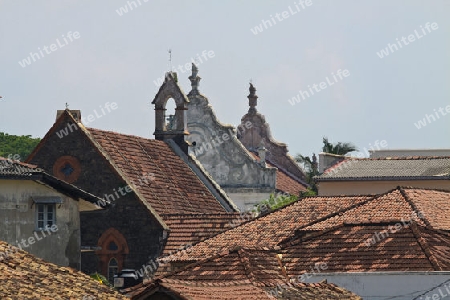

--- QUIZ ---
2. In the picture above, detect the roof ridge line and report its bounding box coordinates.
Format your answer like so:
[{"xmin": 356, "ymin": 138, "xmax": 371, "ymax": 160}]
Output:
[
  {"xmin": 409, "ymin": 222, "xmax": 443, "ymax": 271},
  {"xmin": 398, "ymin": 187, "xmax": 432, "ymax": 228},
  {"xmin": 279, "ymin": 194, "xmax": 380, "ymax": 246},
  {"xmin": 286, "ymin": 223, "xmax": 348, "ymax": 247}
]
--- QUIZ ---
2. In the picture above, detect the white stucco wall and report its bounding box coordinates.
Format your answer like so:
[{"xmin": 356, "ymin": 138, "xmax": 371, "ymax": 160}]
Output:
[
  {"xmin": 223, "ymin": 189, "xmax": 272, "ymax": 211},
  {"xmin": 186, "ymin": 88, "xmax": 277, "ymax": 197},
  {"xmin": 303, "ymin": 272, "xmax": 450, "ymax": 300}
]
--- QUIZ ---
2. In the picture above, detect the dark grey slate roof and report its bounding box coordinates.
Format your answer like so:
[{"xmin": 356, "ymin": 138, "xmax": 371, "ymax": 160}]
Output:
[
  {"xmin": 0, "ymin": 158, "xmax": 42, "ymax": 177},
  {"xmin": 315, "ymin": 156, "xmax": 450, "ymax": 181}
]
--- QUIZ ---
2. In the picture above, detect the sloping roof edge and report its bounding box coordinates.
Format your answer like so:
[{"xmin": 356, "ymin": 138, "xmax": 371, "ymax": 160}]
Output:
[
  {"xmin": 80, "ymin": 122, "xmax": 169, "ymax": 230},
  {"xmin": 166, "ymin": 139, "xmax": 238, "ymax": 212},
  {"xmin": 28, "ymin": 109, "xmax": 169, "ymax": 230}
]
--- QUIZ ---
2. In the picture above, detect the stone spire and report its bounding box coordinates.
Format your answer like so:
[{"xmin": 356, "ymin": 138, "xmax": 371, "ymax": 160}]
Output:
[
  {"xmin": 188, "ymin": 63, "xmax": 201, "ymax": 95},
  {"xmin": 248, "ymin": 83, "xmax": 258, "ymax": 114}
]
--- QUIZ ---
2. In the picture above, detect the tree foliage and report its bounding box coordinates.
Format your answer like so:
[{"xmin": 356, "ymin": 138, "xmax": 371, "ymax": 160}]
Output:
[
  {"xmin": 0, "ymin": 132, "xmax": 41, "ymax": 160},
  {"xmin": 295, "ymin": 137, "xmax": 357, "ymax": 193},
  {"xmin": 89, "ymin": 272, "xmax": 111, "ymax": 287},
  {"xmin": 322, "ymin": 137, "xmax": 357, "ymax": 155},
  {"xmin": 254, "ymin": 193, "xmax": 298, "ymax": 213},
  {"xmin": 295, "ymin": 154, "xmax": 319, "ymax": 194}
]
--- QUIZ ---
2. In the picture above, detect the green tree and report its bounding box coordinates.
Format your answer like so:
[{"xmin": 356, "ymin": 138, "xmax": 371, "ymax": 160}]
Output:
[
  {"xmin": 254, "ymin": 193, "xmax": 298, "ymax": 213},
  {"xmin": 322, "ymin": 137, "xmax": 357, "ymax": 155},
  {"xmin": 294, "ymin": 137, "xmax": 357, "ymax": 193},
  {"xmin": 90, "ymin": 272, "xmax": 111, "ymax": 287},
  {"xmin": 0, "ymin": 132, "xmax": 41, "ymax": 160},
  {"xmin": 295, "ymin": 154, "xmax": 318, "ymax": 194}
]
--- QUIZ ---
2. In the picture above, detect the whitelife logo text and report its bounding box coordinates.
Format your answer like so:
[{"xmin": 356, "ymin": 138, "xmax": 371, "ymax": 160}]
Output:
[{"xmin": 18, "ymin": 31, "xmax": 81, "ymax": 68}]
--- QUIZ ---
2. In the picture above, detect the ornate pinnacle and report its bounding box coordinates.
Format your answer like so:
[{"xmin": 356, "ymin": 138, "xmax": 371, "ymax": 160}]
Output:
[
  {"xmin": 248, "ymin": 83, "xmax": 258, "ymax": 114},
  {"xmin": 189, "ymin": 63, "xmax": 201, "ymax": 95}
]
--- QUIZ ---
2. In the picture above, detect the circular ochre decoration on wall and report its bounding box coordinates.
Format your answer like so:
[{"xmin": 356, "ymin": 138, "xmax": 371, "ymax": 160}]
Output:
[{"xmin": 52, "ymin": 156, "xmax": 82, "ymax": 184}]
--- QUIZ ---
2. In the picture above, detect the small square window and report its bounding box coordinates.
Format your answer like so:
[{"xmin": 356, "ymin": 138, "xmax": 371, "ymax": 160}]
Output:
[{"xmin": 35, "ymin": 203, "xmax": 56, "ymax": 230}]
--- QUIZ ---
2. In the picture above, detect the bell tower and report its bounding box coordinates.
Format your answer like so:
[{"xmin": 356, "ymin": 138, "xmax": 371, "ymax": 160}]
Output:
[{"xmin": 152, "ymin": 72, "xmax": 190, "ymax": 153}]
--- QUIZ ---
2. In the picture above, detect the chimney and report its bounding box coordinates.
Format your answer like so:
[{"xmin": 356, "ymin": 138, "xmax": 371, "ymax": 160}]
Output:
[{"xmin": 319, "ymin": 152, "xmax": 346, "ymax": 173}]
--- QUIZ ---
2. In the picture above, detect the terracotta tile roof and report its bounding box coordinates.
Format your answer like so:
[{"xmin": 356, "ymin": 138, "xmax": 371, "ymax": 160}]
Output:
[
  {"xmin": 0, "ymin": 240, "xmax": 127, "ymax": 299},
  {"xmin": 137, "ymin": 278, "xmax": 361, "ymax": 300},
  {"xmin": 401, "ymin": 187, "xmax": 450, "ymax": 231},
  {"xmin": 316, "ymin": 156, "xmax": 450, "ymax": 181},
  {"xmin": 153, "ymin": 279, "xmax": 362, "ymax": 300},
  {"xmin": 275, "ymin": 166, "xmax": 308, "ymax": 195},
  {"xmin": 163, "ymin": 249, "xmax": 287, "ymax": 286},
  {"xmin": 127, "ymin": 249, "xmax": 362, "ymax": 299},
  {"xmin": 147, "ymin": 279, "xmax": 274, "ymax": 300},
  {"xmin": 156, "ymin": 195, "xmax": 371, "ymax": 267},
  {"xmin": 300, "ymin": 187, "xmax": 450, "ymax": 232},
  {"xmin": 281, "ymin": 222, "xmax": 450, "ymax": 274},
  {"xmin": 86, "ymin": 127, "xmax": 234, "ymax": 215},
  {"xmin": 161, "ymin": 213, "xmax": 241, "ymax": 255}
]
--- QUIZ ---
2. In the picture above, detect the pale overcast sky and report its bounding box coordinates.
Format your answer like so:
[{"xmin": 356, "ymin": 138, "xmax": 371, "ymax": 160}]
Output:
[{"xmin": 0, "ymin": 1, "xmax": 449, "ymax": 158}]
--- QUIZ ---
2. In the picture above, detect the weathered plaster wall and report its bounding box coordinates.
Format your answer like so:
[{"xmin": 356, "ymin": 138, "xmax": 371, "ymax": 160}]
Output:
[
  {"xmin": 185, "ymin": 68, "xmax": 277, "ymax": 204},
  {"xmin": 223, "ymin": 188, "xmax": 273, "ymax": 210},
  {"xmin": 0, "ymin": 179, "xmax": 80, "ymax": 268},
  {"xmin": 238, "ymin": 84, "xmax": 307, "ymax": 184}
]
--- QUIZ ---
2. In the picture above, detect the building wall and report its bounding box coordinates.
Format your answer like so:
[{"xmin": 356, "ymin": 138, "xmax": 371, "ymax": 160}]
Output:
[
  {"xmin": 28, "ymin": 113, "xmax": 164, "ymax": 276},
  {"xmin": 223, "ymin": 188, "xmax": 273, "ymax": 210},
  {"xmin": 186, "ymin": 90, "xmax": 277, "ymax": 205},
  {"xmin": 318, "ymin": 153, "xmax": 346, "ymax": 173},
  {"xmin": 304, "ymin": 272, "xmax": 450, "ymax": 300},
  {"xmin": 317, "ymin": 180, "xmax": 450, "ymax": 196},
  {"xmin": 0, "ymin": 180, "xmax": 80, "ymax": 268},
  {"xmin": 370, "ymin": 149, "xmax": 450, "ymax": 158},
  {"xmin": 238, "ymin": 108, "xmax": 307, "ymax": 183}
]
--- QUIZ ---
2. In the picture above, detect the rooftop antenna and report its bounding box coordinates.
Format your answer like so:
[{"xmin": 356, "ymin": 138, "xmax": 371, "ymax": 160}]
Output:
[{"xmin": 168, "ymin": 49, "xmax": 172, "ymax": 71}]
